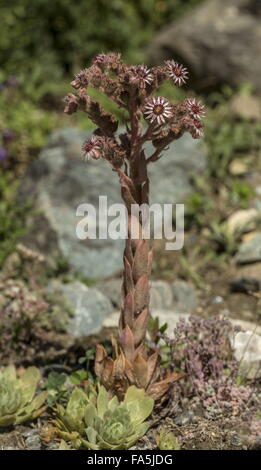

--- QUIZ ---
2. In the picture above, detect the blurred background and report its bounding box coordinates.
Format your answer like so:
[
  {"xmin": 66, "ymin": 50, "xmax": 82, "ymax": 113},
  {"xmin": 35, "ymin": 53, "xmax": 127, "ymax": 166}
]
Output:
[{"xmin": 0, "ymin": 0, "xmax": 261, "ymax": 365}]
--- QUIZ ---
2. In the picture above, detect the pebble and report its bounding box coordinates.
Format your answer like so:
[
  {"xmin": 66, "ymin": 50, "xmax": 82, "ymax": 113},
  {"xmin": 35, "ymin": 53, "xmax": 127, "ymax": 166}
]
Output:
[
  {"xmin": 231, "ymin": 435, "xmax": 242, "ymax": 447},
  {"xmin": 174, "ymin": 411, "xmax": 195, "ymax": 426},
  {"xmin": 211, "ymin": 296, "xmax": 224, "ymax": 304},
  {"xmin": 23, "ymin": 430, "xmax": 42, "ymax": 450}
]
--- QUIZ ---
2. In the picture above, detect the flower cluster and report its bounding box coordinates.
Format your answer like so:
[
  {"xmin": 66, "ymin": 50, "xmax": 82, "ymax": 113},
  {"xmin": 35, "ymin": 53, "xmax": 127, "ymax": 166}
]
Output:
[{"xmin": 64, "ymin": 53, "xmax": 205, "ymax": 168}]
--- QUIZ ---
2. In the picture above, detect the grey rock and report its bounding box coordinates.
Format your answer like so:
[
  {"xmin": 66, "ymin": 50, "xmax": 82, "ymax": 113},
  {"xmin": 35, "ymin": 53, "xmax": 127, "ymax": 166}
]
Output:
[
  {"xmin": 171, "ymin": 280, "xmax": 198, "ymax": 312},
  {"xmin": 97, "ymin": 278, "xmax": 122, "ymax": 308},
  {"xmin": 21, "ymin": 128, "xmax": 206, "ymax": 280},
  {"xmin": 236, "ymin": 234, "xmax": 261, "ymax": 264},
  {"xmin": 233, "ymin": 330, "xmax": 261, "ymax": 378},
  {"xmin": 24, "ymin": 433, "xmax": 41, "ymax": 450},
  {"xmin": 150, "ymin": 280, "xmax": 173, "ymax": 311},
  {"xmin": 147, "ymin": 0, "xmax": 261, "ymax": 94},
  {"xmin": 153, "ymin": 310, "xmax": 191, "ymax": 336},
  {"xmin": 22, "ymin": 429, "xmax": 39, "ymax": 438},
  {"xmin": 47, "ymin": 280, "xmax": 113, "ymax": 338},
  {"xmin": 231, "ymin": 318, "xmax": 261, "ymax": 336}
]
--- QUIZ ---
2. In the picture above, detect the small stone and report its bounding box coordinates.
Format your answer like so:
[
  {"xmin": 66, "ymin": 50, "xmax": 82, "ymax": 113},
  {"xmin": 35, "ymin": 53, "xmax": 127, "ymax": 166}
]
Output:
[
  {"xmin": 227, "ymin": 209, "xmax": 258, "ymax": 235},
  {"xmin": 152, "ymin": 310, "xmax": 191, "ymax": 337},
  {"xmin": 230, "ymin": 277, "xmax": 260, "ymax": 294},
  {"xmin": 231, "ymin": 435, "xmax": 242, "ymax": 447},
  {"xmin": 234, "ymin": 262, "xmax": 261, "ymax": 282},
  {"xmin": 237, "ymin": 234, "xmax": 261, "ymax": 264},
  {"xmin": 25, "ymin": 433, "xmax": 41, "ymax": 450},
  {"xmin": 255, "ymin": 186, "xmax": 261, "ymax": 197},
  {"xmin": 230, "ymin": 94, "xmax": 261, "ymax": 121},
  {"xmin": 211, "ymin": 296, "xmax": 224, "ymax": 304},
  {"xmin": 102, "ymin": 311, "xmax": 119, "ymax": 329},
  {"xmin": 241, "ymin": 231, "xmax": 259, "ymax": 244},
  {"xmin": 22, "ymin": 429, "xmax": 39, "ymax": 438},
  {"xmin": 231, "ymin": 318, "xmax": 261, "ymax": 336},
  {"xmin": 233, "ymin": 330, "xmax": 261, "ymax": 378},
  {"xmin": 174, "ymin": 411, "xmax": 194, "ymax": 426},
  {"xmin": 150, "ymin": 280, "xmax": 173, "ymax": 311},
  {"xmin": 229, "ymin": 159, "xmax": 249, "ymax": 176},
  {"xmin": 171, "ymin": 281, "xmax": 197, "ymax": 312}
]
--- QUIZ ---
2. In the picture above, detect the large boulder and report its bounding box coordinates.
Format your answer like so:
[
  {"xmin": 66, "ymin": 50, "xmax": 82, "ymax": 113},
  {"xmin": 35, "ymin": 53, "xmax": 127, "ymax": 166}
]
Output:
[
  {"xmin": 21, "ymin": 128, "xmax": 205, "ymax": 280},
  {"xmin": 147, "ymin": 0, "xmax": 261, "ymax": 93}
]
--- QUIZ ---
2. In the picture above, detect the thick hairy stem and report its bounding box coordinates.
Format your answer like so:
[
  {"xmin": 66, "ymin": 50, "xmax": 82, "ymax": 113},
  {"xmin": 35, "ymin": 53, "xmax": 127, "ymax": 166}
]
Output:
[{"xmin": 119, "ymin": 151, "xmax": 152, "ymax": 361}]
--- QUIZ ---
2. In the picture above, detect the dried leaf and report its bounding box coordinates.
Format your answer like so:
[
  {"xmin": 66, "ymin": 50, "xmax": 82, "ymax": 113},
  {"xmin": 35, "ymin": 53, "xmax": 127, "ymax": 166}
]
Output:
[
  {"xmin": 113, "ymin": 350, "xmax": 126, "ymax": 378},
  {"xmin": 146, "ymin": 352, "xmax": 159, "ymax": 386},
  {"xmin": 147, "ymin": 373, "xmax": 186, "ymax": 400},
  {"xmin": 119, "ymin": 325, "xmax": 135, "ymax": 361},
  {"xmin": 85, "ymin": 99, "xmax": 118, "ymax": 136},
  {"xmin": 133, "ymin": 353, "xmax": 148, "ymax": 389},
  {"xmin": 101, "ymin": 358, "xmax": 114, "ymax": 388},
  {"xmin": 94, "ymin": 344, "xmax": 107, "ymax": 378}
]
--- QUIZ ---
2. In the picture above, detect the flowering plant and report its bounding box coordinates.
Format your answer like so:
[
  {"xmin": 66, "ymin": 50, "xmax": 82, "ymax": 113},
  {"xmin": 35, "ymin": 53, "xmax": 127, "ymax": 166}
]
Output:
[{"xmin": 64, "ymin": 53, "xmax": 205, "ymax": 401}]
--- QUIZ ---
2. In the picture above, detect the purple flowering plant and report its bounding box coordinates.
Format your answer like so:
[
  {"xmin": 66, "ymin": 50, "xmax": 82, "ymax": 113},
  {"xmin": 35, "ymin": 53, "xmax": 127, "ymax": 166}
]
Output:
[
  {"xmin": 64, "ymin": 53, "xmax": 205, "ymax": 401},
  {"xmin": 163, "ymin": 315, "xmax": 260, "ymax": 427}
]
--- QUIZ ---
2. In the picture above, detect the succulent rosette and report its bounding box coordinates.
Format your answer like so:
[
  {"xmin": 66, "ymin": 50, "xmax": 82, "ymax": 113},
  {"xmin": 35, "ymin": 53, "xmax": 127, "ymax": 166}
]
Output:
[
  {"xmin": 0, "ymin": 365, "xmax": 47, "ymax": 427},
  {"xmin": 54, "ymin": 385, "xmax": 154, "ymax": 450}
]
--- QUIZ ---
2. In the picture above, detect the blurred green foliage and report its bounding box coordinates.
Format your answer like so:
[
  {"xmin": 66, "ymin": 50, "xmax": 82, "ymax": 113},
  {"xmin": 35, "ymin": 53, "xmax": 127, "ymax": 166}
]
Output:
[
  {"xmin": 0, "ymin": 85, "xmax": 62, "ymax": 158},
  {"xmin": 0, "ymin": 170, "xmax": 30, "ymax": 264},
  {"xmin": 1, "ymin": 0, "xmax": 202, "ymax": 85},
  {"xmin": 205, "ymin": 86, "xmax": 261, "ymax": 180}
]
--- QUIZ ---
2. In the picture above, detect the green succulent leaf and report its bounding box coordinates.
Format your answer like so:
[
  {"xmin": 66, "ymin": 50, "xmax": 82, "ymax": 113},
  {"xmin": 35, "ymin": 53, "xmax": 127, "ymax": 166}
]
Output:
[
  {"xmin": 85, "ymin": 426, "xmax": 98, "ymax": 444},
  {"xmin": 66, "ymin": 387, "xmax": 89, "ymax": 415},
  {"xmin": 107, "ymin": 395, "xmax": 119, "ymax": 411},
  {"xmin": 124, "ymin": 386, "xmax": 154, "ymax": 425},
  {"xmin": 84, "ymin": 403, "xmax": 96, "ymax": 427},
  {"xmin": 0, "ymin": 366, "xmax": 46, "ymax": 427},
  {"xmin": 1, "ymin": 365, "xmax": 17, "ymax": 381},
  {"xmin": 96, "ymin": 386, "xmax": 109, "ymax": 418}
]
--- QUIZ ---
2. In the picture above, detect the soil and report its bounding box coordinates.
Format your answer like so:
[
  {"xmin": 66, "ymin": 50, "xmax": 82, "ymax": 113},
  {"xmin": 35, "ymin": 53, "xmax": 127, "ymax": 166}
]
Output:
[{"xmin": 1, "ymin": 410, "xmax": 258, "ymax": 451}]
